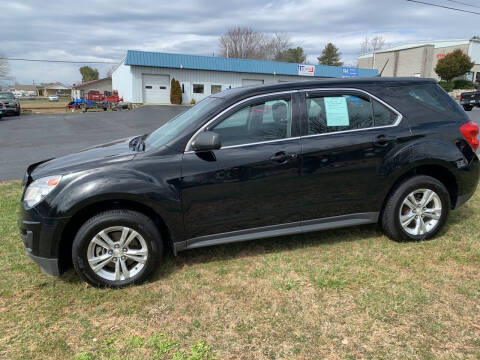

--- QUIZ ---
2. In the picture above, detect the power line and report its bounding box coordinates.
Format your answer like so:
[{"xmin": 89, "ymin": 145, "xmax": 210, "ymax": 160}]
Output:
[
  {"xmin": 0, "ymin": 57, "xmax": 119, "ymax": 64},
  {"xmin": 406, "ymin": 0, "xmax": 480, "ymax": 14},
  {"xmin": 446, "ymin": 0, "xmax": 480, "ymax": 9}
]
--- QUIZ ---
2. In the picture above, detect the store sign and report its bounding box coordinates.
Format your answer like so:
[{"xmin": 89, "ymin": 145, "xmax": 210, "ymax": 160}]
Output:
[
  {"xmin": 298, "ymin": 64, "xmax": 315, "ymax": 76},
  {"xmin": 341, "ymin": 67, "xmax": 359, "ymax": 78}
]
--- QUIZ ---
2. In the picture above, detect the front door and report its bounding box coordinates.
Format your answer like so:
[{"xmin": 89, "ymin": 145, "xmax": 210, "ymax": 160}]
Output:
[{"xmin": 180, "ymin": 93, "xmax": 303, "ymax": 242}]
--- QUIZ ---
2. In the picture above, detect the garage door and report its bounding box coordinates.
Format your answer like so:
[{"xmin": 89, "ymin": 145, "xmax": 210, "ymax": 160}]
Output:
[
  {"xmin": 242, "ymin": 79, "xmax": 264, "ymax": 86},
  {"xmin": 142, "ymin": 74, "xmax": 170, "ymax": 104}
]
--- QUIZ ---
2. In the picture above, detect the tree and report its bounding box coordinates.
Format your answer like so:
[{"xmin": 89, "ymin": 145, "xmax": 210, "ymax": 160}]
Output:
[
  {"xmin": 170, "ymin": 78, "xmax": 182, "ymax": 104},
  {"xmin": 0, "ymin": 55, "xmax": 11, "ymax": 83},
  {"xmin": 219, "ymin": 27, "xmax": 293, "ymax": 61},
  {"xmin": 360, "ymin": 35, "xmax": 385, "ymax": 55},
  {"xmin": 264, "ymin": 33, "xmax": 291, "ymax": 61},
  {"xmin": 275, "ymin": 47, "xmax": 307, "ymax": 63},
  {"xmin": 318, "ymin": 43, "xmax": 343, "ymax": 66},
  {"xmin": 435, "ymin": 49, "xmax": 474, "ymax": 82},
  {"xmin": 79, "ymin": 66, "xmax": 99, "ymax": 82},
  {"xmin": 219, "ymin": 27, "xmax": 267, "ymax": 60}
]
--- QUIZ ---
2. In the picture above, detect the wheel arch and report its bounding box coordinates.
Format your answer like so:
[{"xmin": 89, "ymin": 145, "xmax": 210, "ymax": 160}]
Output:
[
  {"xmin": 58, "ymin": 198, "xmax": 174, "ymax": 272},
  {"xmin": 379, "ymin": 163, "xmax": 458, "ymax": 224}
]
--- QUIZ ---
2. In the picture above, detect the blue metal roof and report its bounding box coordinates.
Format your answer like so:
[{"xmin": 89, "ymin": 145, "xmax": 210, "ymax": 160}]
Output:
[{"xmin": 124, "ymin": 50, "xmax": 378, "ymax": 78}]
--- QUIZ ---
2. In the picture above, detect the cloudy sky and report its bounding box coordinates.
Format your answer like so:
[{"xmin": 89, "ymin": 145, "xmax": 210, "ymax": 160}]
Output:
[{"xmin": 1, "ymin": 0, "xmax": 479, "ymax": 85}]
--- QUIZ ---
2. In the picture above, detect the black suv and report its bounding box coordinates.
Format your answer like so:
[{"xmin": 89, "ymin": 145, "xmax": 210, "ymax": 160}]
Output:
[{"xmin": 19, "ymin": 78, "xmax": 479, "ymax": 287}]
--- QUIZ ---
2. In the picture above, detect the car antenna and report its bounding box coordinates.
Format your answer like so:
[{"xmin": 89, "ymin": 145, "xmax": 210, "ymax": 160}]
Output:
[{"xmin": 378, "ymin": 59, "xmax": 389, "ymax": 77}]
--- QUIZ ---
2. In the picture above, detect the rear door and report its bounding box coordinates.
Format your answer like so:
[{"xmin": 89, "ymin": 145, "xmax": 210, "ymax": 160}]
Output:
[
  {"xmin": 180, "ymin": 93, "xmax": 304, "ymax": 242},
  {"xmin": 298, "ymin": 89, "xmax": 410, "ymax": 220}
]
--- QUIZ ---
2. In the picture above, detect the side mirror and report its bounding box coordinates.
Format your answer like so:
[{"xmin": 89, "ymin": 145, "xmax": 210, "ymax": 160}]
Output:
[{"xmin": 191, "ymin": 131, "xmax": 221, "ymax": 152}]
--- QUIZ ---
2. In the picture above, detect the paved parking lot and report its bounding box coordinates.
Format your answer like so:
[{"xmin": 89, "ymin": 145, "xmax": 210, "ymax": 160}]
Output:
[
  {"xmin": 0, "ymin": 105, "xmax": 187, "ymax": 181},
  {"xmin": 0, "ymin": 105, "xmax": 479, "ymax": 181}
]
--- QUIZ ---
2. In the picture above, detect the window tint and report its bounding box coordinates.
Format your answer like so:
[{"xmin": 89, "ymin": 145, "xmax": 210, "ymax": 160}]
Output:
[
  {"xmin": 372, "ymin": 99, "xmax": 397, "ymax": 126},
  {"xmin": 212, "ymin": 98, "xmax": 292, "ymax": 147},
  {"xmin": 306, "ymin": 95, "xmax": 373, "ymax": 135}
]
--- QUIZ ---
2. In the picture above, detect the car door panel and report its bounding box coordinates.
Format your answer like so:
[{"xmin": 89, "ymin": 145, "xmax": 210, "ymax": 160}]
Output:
[
  {"xmin": 180, "ymin": 94, "xmax": 303, "ymax": 241},
  {"xmin": 298, "ymin": 90, "xmax": 411, "ymax": 220}
]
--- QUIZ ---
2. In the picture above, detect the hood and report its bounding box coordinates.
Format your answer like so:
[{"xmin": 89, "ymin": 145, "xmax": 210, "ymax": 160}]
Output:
[{"xmin": 30, "ymin": 136, "xmax": 138, "ymax": 179}]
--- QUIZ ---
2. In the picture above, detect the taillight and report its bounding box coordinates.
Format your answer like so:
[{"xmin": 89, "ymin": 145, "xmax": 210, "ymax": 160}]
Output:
[
  {"xmin": 460, "ymin": 121, "xmax": 479, "ymax": 151},
  {"xmin": 460, "ymin": 94, "xmax": 463, "ymax": 101}
]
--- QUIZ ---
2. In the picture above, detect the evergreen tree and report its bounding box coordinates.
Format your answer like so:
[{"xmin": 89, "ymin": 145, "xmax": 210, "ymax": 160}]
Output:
[{"xmin": 317, "ymin": 43, "xmax": 343, "ymax": 66}]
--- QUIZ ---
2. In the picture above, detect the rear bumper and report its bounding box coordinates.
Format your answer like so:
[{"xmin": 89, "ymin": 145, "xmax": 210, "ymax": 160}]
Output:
[{"xmin": 453, "ymin": 155, "xmax": 479, "ymax": 209}]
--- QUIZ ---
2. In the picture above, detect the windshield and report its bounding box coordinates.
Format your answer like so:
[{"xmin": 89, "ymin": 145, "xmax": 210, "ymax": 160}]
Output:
[
  {"xmin": 145, "ymin": 97, "xmax": 222, "ymax": 149},
  {"xmin": 0, "ymin": 93, "xmax": 15, "ymax": 100}
]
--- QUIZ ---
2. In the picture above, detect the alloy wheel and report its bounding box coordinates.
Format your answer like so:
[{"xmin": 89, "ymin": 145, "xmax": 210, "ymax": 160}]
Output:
[
  {"xmin": 87, "ymin": 226, "xmax": 148, "ymax": 281},
  {"xmin": 399, "ymin": 188, "xmax": 443, "ymax": 236}
]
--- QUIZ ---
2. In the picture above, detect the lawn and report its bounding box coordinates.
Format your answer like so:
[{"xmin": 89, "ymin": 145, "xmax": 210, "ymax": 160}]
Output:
[
  {"xmin": 20, "ymin": 98, "xmax": 71, "ymax": 114},
  {"xmin": 0, "ymin": 181, "xmax": 479, "ymax": 359}
]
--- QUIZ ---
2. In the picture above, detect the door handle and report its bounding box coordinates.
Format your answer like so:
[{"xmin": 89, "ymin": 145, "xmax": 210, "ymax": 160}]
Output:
[
  {"xmin": 373, "ymin": 134, "xmax": 396, "ymax": 147},
  {"xmin": 270, "ymin": 152, "xmax": 297, "ymax": 163}
]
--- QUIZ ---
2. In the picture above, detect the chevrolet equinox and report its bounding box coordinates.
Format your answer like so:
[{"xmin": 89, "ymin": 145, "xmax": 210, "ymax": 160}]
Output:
[{"xmin": 19, "ymin": 78, "xmax": 479, "ymax": 287}]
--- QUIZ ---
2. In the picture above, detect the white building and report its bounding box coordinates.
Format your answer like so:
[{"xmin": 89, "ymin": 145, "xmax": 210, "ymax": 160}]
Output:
[{"xmin": 112, "ymin": 50, "xmax": 378, "ymax": 105}]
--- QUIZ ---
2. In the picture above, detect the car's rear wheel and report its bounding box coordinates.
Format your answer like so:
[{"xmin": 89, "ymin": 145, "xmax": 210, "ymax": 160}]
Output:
[
  {"xmin": 381, "ymin": 175, "xmax": 450, "ymax": 242},
  {"xmin": 72, "ymin": 209, "xmax": 163, "ymax": 287},
  {"xmin": 463, "ymin": 105, "xmax": 473, "ymax": 111}
]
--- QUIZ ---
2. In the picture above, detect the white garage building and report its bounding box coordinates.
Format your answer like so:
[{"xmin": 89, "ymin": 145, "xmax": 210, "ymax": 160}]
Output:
[{"xmin": 112, "ymin": 50, "xmax": 378, "ymax": 104}]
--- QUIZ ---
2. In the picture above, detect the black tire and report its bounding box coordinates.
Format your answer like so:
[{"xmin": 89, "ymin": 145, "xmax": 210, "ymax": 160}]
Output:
[
  {"xmin": 381, "ymin": 175, "xmax": 450, "ymax": 242},
  {"xmin": 463, "ymin": 105, "xmax": 472, "ymax": 111},
  {"xmin": 15, "ymin": 108, "xmax": 21, "ymax": 116},
  {"xmin": 72, "ymin": 209, "xmax": 163, "ymax": 287}
]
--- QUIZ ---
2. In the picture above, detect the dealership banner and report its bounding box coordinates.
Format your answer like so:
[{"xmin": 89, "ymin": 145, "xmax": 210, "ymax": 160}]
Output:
[{"xmin": 298, "ymin": 64, "xmax": 315, "ymax": 76}]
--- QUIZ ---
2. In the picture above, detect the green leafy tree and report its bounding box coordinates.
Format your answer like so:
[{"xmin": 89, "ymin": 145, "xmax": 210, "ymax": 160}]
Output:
[
  {"xmin": 79, "ymin": 66, "xmax": 99, "ymax": 82},
  {"xmin": 435, "ymin": 49, "xmax": 474, "ymax": 82},
  {"xmin": 275, "ymin": 47, "xmax": 307, "ymax": 63},
  {"xmin": 170, "ymin": 78, "xmax": 182, "ymax": 104},
  {"xmin": 317, "ymin": 43, "xmax": 343, "ymax": 66}
]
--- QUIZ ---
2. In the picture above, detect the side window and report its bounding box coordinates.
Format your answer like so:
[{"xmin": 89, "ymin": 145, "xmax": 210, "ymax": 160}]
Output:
[
  {"xmin": 306, "ymin": 94, "xmax": 373, "ymax": 135},
  {"xmin": 211, "ymin": 98, "xmax": 292, "ymax": 147},
  {"xmin": 372, "ymin": 99, "xmax": 397, "ymax": 126}
]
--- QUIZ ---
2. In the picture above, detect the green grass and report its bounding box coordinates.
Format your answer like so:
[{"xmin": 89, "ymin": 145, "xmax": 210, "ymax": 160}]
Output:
[{"xmin": 1, "ymin": 180, "xmax": 480, "ymax": 359}]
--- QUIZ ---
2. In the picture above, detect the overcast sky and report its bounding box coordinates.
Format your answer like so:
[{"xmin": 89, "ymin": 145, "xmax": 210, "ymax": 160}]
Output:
[{"xmin": 1, "ymin": 0, "xmax": 479, "ymax": 85}]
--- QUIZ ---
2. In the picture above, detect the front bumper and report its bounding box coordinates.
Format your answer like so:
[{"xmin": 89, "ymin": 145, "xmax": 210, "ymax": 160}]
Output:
[{"xmin": 18, "ymin": 206, "xmax": 70, "ymax": 276}]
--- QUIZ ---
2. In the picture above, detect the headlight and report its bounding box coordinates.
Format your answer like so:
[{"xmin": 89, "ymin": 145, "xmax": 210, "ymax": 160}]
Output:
[{"xmin": 24, "ymin": 175, "xmax": 62, "ymax": 208}]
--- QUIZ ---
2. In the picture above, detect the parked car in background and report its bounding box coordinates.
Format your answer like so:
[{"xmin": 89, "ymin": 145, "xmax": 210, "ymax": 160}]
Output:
[
  {"xmin": 0, "ymin": 91, "xmax": 21, "ymax": 116},
  {"xmin": 19, "ymin": 78, "xmax": 479, "ymax": 287},
  {"xmin": 460, "ymin": 89, "xmax": 480, "ymax": 111},
  {"xmin": 0, "ymin": 101, "xmax": 5, "ymax": 119},
  {"xmin": 48, "ymin": 95, "xmax": 59, "ymax": 102}
]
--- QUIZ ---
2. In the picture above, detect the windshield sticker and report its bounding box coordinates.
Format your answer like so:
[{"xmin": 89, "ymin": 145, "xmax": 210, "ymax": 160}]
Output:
[{"xmin": 324, "ymin": 97, "xmax": 349, "ymax": 126}]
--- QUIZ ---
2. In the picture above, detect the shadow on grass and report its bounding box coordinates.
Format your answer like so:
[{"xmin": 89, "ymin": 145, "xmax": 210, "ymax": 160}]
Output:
[{"xmin": 151, "ymin": 223, "xmax": 383, "ymax": 282}]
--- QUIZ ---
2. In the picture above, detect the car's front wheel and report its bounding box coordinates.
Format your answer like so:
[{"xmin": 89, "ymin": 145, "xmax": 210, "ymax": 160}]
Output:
[
  {"xmin": 463, "ymin": 105, "xmax": 473, "ymax": 111},
  {"xmin": 72, "ymin": 209, "xmax": 163, "ymax": 287},
  {"xmin": 381, "ymin": 175, "xmax": 450, "ymax": 242}
]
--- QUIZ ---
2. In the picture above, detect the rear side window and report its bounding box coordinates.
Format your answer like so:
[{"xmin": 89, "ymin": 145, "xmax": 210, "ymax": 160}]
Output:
[
  {"xmin": 306, "ymin": 95, "xmax": 373, "ymax": 135},
  {"xmin": 372, "ymin": 99, "xmax": 397, "ymax": 126},
  {"xmin": 378, "ymin": 83, "xmax": 466, "ymax": 122}
]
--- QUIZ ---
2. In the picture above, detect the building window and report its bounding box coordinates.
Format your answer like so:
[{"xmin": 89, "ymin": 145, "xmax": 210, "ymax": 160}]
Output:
[
  {"xmin": 211, "ymin": 85, "xmax": 222, "ymax": 94},
  {"xmin": 193, "ymin": 84, "xmax": 204, "ymax": 94},
  {"xmin": 182, "ymin": 84, "xmax": 185, "ymax": 93},
  {"xmin": 145, "ymin": 86, "xmax": 152, "ymax": 89},
  {"xmin": 476, "ymin": 72, "xmax": 480, "ymax": 83}
]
